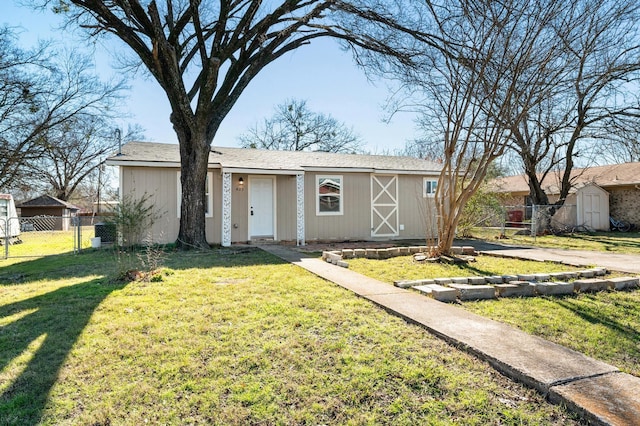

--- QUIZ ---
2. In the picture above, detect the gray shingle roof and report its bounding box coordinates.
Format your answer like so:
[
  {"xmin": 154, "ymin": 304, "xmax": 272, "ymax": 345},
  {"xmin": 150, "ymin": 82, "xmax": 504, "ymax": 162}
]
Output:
[
  {"xmin": 18, "ymin": 194, "xmax": 79, "ymax": 210},
  {"xmin": 107, "ymin": 141, "xmax": 442, "ymax": 173}
]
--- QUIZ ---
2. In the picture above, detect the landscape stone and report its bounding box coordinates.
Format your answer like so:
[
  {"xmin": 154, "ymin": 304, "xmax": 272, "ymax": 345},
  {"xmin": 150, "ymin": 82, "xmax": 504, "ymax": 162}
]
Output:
[
  {"xmin": 517, "ymin": 274, "xmax": 536, "ymax": 281},
  {"xmin": 502, "ymin": 275, "xmax": 518, "ymax": 282},
  {"xmin": 393, "ymin": 280, "xmax": 414, "ymax": 289},
  {"xmin": 462, "ymin": 246, "xmax": 476, "ymax": 255},
  {"xmin": 495, "ymin": 283, "xmax": 536, "ymax": 297},
  {"xmin": 451, "ymin": 246, "xmax": 463, "ymax": 255},
  {"xmin": 398, "ymin": 247, "xmax": 411, "ymax": 255},
  {"xmin": 413, "ymin": 285, "xmax": 434, "ymax": 295},
  {"xmin": 377, "ymin": 248, "xmax": 391, "ymax": 259},
  {"xmin": 573, "ymin": 278, "xmax": 609, "ymax": 293},
  {"xmin": 549, "ymin": 272, "xmax": 568, "ymax": 281},
  {"xmin": 336, "ymin": 260, "xmax": 349, "ymax": 268},
  {"xmin": 451, "ymin": 277, "xmax": 469, "ymax": 284},
  {"xmin": 485, "ymin": 276, "xmax": 504, "ymax": 284},
  {"xmin": 388, "ymin": 247, "xmax": 401, "ymax": 257},
  {"xmin": 535, "ymin": 281, "xmax": 575, "ymax": 296},
  {"xmin": 408, "ymin": 246, "xmax": 422, "ymax": 254},
  {"xmin": 577, "ymin": 270, "xmax": 596, "ymax": 278},
  {"xmin": 448, "ymin": 284, "xmax": 496, "ymax": 300},
  {"xmin": 431, "ymin": 285, "xmax": 459, "ymax": 302},
  {"xmin": 353, "ymin": 249, "xmax": 366, "ymax": 258},
  {"xmin": 468, "ymin": 277, "xmax": 487, "ymax": 285},
  {"xmin": 564, "ymin": 272, "xmax": 579, "ymax": 280},
  {"xmin": 592, "ymin": 267, "xmax": 607, "ymax": 276},
  {"xmin": 606, "ymin": 277, "xmax": 640, "ymax": 290},
  {"xmin": 533, "ymin": 273, "xmax": 551, "ymax": 282},
  {"xmin": 419, "ymin": 279, "xmax": 436, "ymax": 285},
  {"xmin": 341, "ymin": 249, "xmax": 354, "ymax": 259},
  {"xmin": 434, "ymin": 277, "xmax": 452, "ymax": 285},
  {"xmin": 365, "ymin": 248, "xmax": 379, "ymax": 259}
]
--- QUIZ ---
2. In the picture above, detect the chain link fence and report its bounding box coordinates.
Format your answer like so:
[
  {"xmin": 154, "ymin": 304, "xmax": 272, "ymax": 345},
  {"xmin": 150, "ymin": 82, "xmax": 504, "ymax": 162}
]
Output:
[
  {"xmin": 1, "ymin": 215, "xmax": 117, "ymax": 259},
  {"xmin": 472, "ymin": 204, "xmax": 583, "ymax": 239}
]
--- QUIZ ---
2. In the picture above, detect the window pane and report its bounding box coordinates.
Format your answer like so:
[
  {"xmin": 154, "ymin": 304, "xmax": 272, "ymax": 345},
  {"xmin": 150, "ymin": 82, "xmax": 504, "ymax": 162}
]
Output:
[
  {"xmin": 319, "ymin": 195, "xmax": 340, "ymax": 212},
  {"xmin": 319, "ymin": 177, "xmax": 341, "ymax": 195}
]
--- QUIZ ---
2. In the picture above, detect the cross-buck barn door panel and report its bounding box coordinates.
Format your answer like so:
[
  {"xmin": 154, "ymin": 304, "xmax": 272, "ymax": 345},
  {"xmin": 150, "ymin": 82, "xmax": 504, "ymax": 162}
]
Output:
[{"xmin": 371, "ymin": 174, "xmax": 399, "ymax": 237}]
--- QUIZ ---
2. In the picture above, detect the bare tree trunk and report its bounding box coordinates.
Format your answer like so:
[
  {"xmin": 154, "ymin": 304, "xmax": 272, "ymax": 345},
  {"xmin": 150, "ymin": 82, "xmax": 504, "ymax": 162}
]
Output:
[{"xmin": 175, "ymin": 121, "xmax": 210, "ymax": 250}]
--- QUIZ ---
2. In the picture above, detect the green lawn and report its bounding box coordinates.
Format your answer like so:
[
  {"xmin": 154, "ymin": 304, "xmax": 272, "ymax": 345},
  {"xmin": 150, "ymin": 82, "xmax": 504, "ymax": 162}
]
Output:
[
  {"xmin": 470, "ymin": 227, "xmax": 640, "ymax": 254},
  {"xmin": 0, "ymin": 249, "xmax": 577, "ymax": 425},
  {"xmin": 348, "ymin": 255, "xmax": 640, "ymax": 377}
]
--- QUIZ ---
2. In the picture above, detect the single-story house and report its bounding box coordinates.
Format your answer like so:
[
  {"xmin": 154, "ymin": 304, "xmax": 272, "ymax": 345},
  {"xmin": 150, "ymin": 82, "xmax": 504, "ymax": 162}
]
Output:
[
  {"xmin": 492, "ymin": 162, "xmax": 640, "ymax": 230},
  {"xmin": 0, "ymin": 194, "xmax": 20, "ymax": 239},
  {"xmin": 17, "ymin": 194, "xmax": 80, "ymax": 231},
  {"xmin": 106, "ymin": 141, "xmax": 443, "ymax": 246}
]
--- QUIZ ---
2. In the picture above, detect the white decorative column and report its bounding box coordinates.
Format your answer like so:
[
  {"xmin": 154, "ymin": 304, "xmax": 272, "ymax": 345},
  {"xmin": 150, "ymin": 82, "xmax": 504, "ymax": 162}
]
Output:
[
  {"xmin": 221, "ymin": 172, "xmax": 232, "ymax": 247},
  {"xmin": 296, "ymin": 173, "xmax": 305, "ymax": 246}
]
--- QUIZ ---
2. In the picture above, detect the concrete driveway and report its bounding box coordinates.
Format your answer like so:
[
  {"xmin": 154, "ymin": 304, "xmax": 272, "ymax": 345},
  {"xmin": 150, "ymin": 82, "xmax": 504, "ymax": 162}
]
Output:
[{"xmin": 465, "ymin": 240, "xmax": 640, "ymax": 274}]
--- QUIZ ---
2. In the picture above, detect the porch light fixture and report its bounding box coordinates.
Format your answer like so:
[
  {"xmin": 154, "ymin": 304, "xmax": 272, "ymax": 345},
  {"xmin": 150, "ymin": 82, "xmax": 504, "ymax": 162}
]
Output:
[{"xmin": 238, "ymin": 177, "xmax": 244, "ymax": 185}]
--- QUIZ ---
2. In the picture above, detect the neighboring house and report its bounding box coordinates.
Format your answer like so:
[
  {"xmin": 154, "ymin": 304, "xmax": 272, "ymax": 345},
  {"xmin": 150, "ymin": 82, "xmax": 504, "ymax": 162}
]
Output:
[
  {"xmin": 0, "ymin": 194, "xmax": 20, "ymax": 239},
  {"xmin": 492, "ymin": 162, "xmax": 640, "ymax": 229},
  {"xmin": 17, "ymin": 194, "xmax": 80, "ymax": 231},
  {"xmin": 106, "ymin": 141, "xmax": 443, "ymax": 246}
]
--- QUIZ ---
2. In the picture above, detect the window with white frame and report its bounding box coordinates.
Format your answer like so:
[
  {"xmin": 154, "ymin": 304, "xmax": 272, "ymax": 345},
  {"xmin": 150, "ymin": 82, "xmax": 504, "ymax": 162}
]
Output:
[
  {"xmin": 177, "ymin": 171, "xmax": 214, "ymax": 218},
  {"xmin": 316, "ymin": 175, "xmax": 343, "ymax": 215},
  {"xmin": 424, "ymin": 178, "xmax": 438, "ymax": 197}
]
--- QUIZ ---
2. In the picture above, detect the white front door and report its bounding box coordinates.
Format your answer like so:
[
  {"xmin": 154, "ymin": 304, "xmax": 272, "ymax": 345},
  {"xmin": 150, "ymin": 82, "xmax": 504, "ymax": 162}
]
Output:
[{"xmin": 250, "ymin": 177, "xmax": 275, "ymax": 238}]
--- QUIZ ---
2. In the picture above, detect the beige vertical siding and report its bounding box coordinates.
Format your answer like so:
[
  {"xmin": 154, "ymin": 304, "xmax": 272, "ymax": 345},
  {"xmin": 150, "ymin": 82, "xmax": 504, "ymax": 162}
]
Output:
[
  {"xmin": 304, "ymin": 172, "xmax": 373, "ymax": 241},
  {"xmin": 121, "ymin": 166, "xmax": 221, "ymax": 245},
  {"xmin": 397, "ymin": 175, "xmax": 438, "ymax": 239},
  {"xmin": 230, "ymin": 173, "xmax": 249, "ymax": 243},
  {"xmin": 275, "ymin": 175, "xmax": 297, "ymax": 241}
]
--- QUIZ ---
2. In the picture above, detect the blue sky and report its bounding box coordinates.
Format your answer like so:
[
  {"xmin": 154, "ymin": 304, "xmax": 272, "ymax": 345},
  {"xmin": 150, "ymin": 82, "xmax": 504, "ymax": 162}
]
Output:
[{"xmin": 3, "ymin": 1, "xmax": 418, "ymax": 153}]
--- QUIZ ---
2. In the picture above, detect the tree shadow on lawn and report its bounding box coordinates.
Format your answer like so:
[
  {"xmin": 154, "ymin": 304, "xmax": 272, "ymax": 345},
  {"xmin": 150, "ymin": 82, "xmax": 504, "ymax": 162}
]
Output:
[
  {"xmin": 0, "ymin": 277, "xmax": 128, "ymax": 424},
  {"xmin": 551, "ymin": 293, "xmax": 640, "ymax": 372},
  {"xmin": 0, "ymin": 250, "xmax": 116, "ymax": 286}
]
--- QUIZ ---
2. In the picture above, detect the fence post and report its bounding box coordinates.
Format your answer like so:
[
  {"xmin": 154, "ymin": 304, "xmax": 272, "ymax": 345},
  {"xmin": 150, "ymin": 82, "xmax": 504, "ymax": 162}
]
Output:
[
  {"xmin": 74, "ymin": 217, "xmax": 81, "ymax": 254},
  {"xmin": 2, "ymin": 218, "xmax": 7, "ymax": 260},
  {"xmin": 531, "ymin": 205, "xmax": 537, "ymax": 239}
]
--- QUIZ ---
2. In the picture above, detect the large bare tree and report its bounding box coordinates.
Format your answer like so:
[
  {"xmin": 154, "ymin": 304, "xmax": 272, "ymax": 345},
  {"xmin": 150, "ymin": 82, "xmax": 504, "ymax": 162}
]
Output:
[
  {"xmin": 0, "ymin": 29, "xmax": 123, "ymax": 194},
  {"xmin": 507, "ymin": 0, "xmax": 640, "ymax": 207},
  {"xmin": 35, "ymin": 0, "xmax": 424, "ymax": 249},
  {"xmin": 238, "ymin": 99, "xmax": 363, "ymax": 153},
  {"xmin": 355, "ymin": 0, "xmax": 566, "ymax": 254}
]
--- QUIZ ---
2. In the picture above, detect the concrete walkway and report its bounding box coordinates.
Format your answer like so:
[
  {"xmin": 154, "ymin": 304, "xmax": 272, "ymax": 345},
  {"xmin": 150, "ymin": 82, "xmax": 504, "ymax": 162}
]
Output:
[
  {"xmin": 260, "ymin": 244, "xmax": 640, "ymax": 426},
  {"xmin": 468, "ymin": 240, "xmax": 640, "ymax": 274}
]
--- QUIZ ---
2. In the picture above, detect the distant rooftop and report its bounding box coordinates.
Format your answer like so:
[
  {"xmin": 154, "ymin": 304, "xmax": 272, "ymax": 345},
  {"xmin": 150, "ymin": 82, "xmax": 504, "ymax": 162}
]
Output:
[{"xmin": 492, "ymin": 162, "xmax": 640, "ymax": 194}]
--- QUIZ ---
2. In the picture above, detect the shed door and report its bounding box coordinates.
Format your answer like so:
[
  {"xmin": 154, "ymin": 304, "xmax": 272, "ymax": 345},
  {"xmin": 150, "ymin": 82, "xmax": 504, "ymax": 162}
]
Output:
[
  {"xmin": 250, "ymin": 177, "xmax": 275, "ymax": 238},
  {"xmin": 371, "ymin": 174, "xmax": 399, "ymax": 237},
  {"xmin": 583, "ymin": 193, "xmax": 602, "ymax": 230}
]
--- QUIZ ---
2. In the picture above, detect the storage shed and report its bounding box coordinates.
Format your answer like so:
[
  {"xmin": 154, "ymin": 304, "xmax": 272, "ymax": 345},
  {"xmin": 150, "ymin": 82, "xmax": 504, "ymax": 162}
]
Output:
[{"xmin": 17, "ymin": 194, "xmax": 80, "ymax": 231}]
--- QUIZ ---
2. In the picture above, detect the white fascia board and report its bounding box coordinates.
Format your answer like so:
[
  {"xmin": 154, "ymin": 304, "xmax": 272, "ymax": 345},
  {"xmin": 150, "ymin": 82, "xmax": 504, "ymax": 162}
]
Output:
[
  {"xmin": 105, "ymin": 160, "xmax": 181, "ymax": 168},
  {"xmin": 221, "ymin": 167, "xmax": 303, "ymax": 175},
  {"xmin": 303, "ymin": 167, "xmax": 442, "ymax": 175},
  {"xmin": 105, "ymin": 160, "xmax": 224, "ymax": 170}
]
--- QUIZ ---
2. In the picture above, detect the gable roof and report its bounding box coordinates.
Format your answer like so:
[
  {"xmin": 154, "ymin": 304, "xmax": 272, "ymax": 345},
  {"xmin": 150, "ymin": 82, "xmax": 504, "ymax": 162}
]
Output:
[
  {"xmin": 106, "ymin": 141, "xmax": 442, "ymax": 174},
  {"xmin": 492, "ymin": 162, "xmax": 640, "ymax": 194},
  {"xmin": 18, "ymin": 194, "xmax": 79, "ymax": 210}
]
